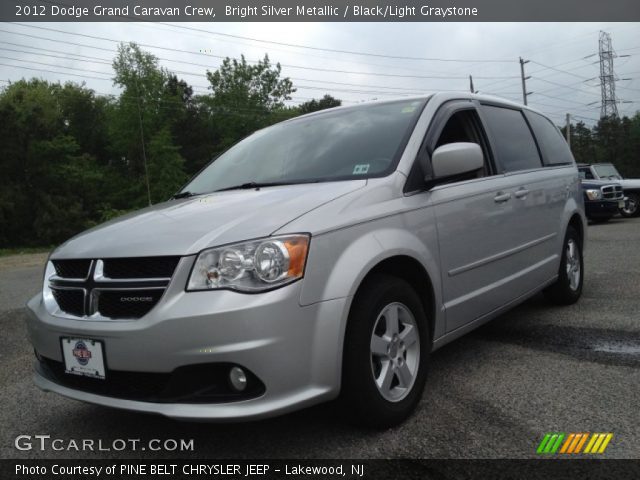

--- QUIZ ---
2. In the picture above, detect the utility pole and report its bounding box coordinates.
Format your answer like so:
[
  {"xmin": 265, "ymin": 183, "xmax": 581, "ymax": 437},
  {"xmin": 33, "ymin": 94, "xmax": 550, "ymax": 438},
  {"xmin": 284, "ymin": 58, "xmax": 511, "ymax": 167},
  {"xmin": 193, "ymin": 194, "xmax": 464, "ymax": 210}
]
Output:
[
  {"xmin": 598, "ymin": 31, "xmax": 619, "ymax": 118},
  {"xmin": 565, "ymin": 113, "xmax": 571, "ymax": 148},
  {"xmin": 134, "ymin": 69, "xmax": 152, "ymax": 207},
  {"xmin": 519, "ymin": 57, "xmax": 532, "ymax": 105}
]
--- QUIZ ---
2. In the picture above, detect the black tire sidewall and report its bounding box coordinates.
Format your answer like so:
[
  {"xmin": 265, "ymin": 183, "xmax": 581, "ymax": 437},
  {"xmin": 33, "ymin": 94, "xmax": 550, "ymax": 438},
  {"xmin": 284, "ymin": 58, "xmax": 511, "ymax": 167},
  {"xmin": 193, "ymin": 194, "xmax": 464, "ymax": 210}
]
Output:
[
  {"xmin": 342, "ymin": 274, "xmax": 430, "ymax": 427},
  {"xmin": 620, "ymin": 193, "xmax": 640, "ymax": 218},
  {"xmin": 549, "ymin": 226, "xmax": 584, "ymax": 304}
]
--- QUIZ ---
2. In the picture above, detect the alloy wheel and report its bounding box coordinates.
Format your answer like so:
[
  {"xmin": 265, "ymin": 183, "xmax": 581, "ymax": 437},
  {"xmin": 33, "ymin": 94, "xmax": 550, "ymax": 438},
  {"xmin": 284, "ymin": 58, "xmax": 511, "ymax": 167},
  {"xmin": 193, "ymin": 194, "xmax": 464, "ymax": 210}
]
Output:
[{"xmin": 369, "ymin": 302, "xmax": 420, "ymax": 402}]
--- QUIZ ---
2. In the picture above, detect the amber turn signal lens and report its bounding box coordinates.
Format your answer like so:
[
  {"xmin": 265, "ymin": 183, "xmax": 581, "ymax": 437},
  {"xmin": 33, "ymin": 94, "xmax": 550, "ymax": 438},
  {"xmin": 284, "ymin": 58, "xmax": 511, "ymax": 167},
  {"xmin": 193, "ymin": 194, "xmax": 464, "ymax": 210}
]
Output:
[{"xmin": 284, "ymin": 236, "xmax": 309, "ymax": 278}]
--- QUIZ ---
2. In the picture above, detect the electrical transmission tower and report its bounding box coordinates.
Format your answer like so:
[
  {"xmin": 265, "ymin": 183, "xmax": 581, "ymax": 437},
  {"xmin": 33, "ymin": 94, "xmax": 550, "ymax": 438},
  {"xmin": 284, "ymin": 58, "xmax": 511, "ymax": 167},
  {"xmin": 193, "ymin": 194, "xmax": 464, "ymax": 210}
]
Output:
[{"xmin": 599, "ymin": 31, "xmax": 618, "ymax": 118}]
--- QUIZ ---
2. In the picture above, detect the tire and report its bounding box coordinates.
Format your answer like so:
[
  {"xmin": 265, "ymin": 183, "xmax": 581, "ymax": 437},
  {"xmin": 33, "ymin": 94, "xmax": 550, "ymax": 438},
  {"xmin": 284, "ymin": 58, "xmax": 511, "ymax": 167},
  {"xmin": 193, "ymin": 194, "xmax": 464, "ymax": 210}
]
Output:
[
  {"xmin": 544, "ymin": 226, "xmax": 584, "ymax": 305},
  {"xmin": 620, "ymin": 192, "xmax": 639, "ymax": 218},
  {"xmin": 341, "ymin": 274, "xmax": 429, "ymax": 428}
]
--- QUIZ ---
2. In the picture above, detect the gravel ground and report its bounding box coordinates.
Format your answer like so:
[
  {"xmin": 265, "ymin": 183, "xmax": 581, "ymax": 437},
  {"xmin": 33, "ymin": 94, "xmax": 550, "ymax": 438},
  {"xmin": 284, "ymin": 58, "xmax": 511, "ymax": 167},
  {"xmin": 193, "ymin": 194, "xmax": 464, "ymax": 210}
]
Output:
[{"xmin": 1, "ymin": 219, "xmax": 639, "ymax": 460}]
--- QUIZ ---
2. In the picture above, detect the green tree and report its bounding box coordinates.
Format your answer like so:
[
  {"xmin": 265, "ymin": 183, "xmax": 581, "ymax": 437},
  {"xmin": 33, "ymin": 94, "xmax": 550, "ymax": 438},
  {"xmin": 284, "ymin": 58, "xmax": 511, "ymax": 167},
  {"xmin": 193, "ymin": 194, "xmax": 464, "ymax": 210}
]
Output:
[
  {"xmin": 298, "ymin": 94, "xmax": 342, "ymax": 114},
  {"xmin": 147, "ymin": 128, "xmax": 188, "ymax": 203},
  {"xmin": 205, "ymin": 54, "xmax": 295, "ymax": 147},
  {"xmin": 110, "ymin": 43, "xmax": 191, "ymax": 206}
]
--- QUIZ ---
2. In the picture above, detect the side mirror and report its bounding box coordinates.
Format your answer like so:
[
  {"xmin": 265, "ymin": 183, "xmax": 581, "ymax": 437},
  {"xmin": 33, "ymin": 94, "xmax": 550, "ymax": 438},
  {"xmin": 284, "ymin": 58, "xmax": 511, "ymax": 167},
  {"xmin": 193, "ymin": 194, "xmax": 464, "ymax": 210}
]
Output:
[{"xmin": 430, "ymin": 142, "xmax": 484, "ymax": 179}]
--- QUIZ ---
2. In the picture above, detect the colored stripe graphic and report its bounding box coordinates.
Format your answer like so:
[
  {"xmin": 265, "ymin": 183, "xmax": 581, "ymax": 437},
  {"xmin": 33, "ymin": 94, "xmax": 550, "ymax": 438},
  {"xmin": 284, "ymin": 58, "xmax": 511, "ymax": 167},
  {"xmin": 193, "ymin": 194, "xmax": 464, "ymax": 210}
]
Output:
[
  {"xmin": 538, "ymin": 433, "xmax": 613, "ymax": 455},
  {"xmin": 560, "ymin": 433, "xmax": 575, "ymax": 454},
  {"xmin": 537, "ymin": 433, "xmax": 565, "ymax": 454},
  {"xmin": 584, "ymin": 433, "xmax": 614, "ymax": 454},
  {"xmin": 537, "ymin": 434, "xmax": 552, "ymax": 454}
]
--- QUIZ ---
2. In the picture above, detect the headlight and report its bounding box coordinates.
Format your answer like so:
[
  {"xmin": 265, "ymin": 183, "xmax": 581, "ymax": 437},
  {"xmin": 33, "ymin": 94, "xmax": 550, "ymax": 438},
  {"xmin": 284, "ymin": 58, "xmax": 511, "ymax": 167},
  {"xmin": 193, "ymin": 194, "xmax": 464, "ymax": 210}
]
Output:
[
  {"xmin": 585, "ymin": 189, "xmax": 602, "ymax": 201},
  {"xmin": 186, "ymin": 234, "xmax": 310, "ymax": 292}
]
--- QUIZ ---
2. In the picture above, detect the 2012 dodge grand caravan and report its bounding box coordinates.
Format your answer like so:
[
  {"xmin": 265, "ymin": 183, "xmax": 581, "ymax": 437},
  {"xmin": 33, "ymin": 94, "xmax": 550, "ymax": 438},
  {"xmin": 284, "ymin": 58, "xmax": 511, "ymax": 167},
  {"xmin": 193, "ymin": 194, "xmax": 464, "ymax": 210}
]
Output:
[{"xmin": 26, "ymin": 93, "xmax": 586, "ymax": 427}]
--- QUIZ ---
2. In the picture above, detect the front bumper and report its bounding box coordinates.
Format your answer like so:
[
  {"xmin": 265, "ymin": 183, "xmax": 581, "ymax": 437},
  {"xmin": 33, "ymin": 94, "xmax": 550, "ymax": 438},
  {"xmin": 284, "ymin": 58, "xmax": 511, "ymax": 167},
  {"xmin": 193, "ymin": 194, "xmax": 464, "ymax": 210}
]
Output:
[
  {"xmin": 584, "ymin": 199, "xmax": 621, "ymax": 218},
  {"xmin": 25, "ymin": 274, "xmax": 349, "ymax": 421}
]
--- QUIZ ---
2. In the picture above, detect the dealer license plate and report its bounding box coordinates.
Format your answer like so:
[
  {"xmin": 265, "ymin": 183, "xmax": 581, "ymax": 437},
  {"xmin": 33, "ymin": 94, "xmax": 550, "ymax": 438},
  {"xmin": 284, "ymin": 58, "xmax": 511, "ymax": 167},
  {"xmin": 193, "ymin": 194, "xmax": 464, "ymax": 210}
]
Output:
[
  {"xmin": 61, "ymin": 337, "xmax": 106, "ymax": 380},
  {"xmin": 619, "ymin": 200, "xmax": 625, "ymax": 208}
]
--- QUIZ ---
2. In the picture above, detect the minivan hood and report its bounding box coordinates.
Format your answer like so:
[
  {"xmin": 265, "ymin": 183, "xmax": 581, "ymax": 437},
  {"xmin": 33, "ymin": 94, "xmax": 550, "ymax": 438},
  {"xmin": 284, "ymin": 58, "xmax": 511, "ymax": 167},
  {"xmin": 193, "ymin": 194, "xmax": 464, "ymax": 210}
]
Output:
[{"xmin": 52, "ymin": 181, "xmax": 366, "ymax": 259}]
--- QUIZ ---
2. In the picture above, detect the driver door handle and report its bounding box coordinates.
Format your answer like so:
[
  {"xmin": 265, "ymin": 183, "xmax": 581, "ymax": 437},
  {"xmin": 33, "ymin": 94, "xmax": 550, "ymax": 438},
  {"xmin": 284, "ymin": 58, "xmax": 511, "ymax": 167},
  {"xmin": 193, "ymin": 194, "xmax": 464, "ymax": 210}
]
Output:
[{"xmin": 494, "ymin": 192, "xmax": 511, "ymax": 203}]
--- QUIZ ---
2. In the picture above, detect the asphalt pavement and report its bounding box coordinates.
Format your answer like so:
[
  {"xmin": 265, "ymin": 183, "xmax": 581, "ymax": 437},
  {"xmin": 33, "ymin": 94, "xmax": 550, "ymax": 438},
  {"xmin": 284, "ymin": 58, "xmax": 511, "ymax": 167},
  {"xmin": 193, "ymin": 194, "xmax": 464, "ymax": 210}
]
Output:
[{"xmin": 1, "ymin": 219, "xmax": 639, "ymax": 460}]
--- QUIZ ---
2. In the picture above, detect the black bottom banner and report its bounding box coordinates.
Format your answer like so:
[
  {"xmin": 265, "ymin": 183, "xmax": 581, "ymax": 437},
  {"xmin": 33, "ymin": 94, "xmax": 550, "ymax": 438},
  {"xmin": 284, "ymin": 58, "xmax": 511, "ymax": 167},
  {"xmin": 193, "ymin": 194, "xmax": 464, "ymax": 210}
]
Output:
[{"xmin": 2, "ymin": 459, "xmax": 640, "ymax": 480}]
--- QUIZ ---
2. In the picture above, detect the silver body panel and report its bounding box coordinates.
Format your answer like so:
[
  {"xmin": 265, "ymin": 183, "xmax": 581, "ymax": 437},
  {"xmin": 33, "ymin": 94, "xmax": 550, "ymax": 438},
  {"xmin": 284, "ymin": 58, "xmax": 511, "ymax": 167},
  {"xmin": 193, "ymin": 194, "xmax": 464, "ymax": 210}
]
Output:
[{"xmin": 26, "ymin": 93, "xmax": 587, "ymax": 420}]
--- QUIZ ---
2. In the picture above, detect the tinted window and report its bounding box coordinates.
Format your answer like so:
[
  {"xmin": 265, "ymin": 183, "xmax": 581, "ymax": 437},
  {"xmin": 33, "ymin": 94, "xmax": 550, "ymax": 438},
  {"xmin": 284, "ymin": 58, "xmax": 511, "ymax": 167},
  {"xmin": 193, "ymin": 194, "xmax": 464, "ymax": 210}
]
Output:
[
  {"xmin": 578, "ymin": 167, "xmax": 594, "ymax": 180},
  {"xmin": 181, "ymin": 99, "xmax": 426, "ymax": 195},
  {"xmin": 526, "ymin": 111, "xmax": 574, "ymax": 165},
  {"xmin": 481, "ymin": 105, "xmax": 542, "ymax": 173}
]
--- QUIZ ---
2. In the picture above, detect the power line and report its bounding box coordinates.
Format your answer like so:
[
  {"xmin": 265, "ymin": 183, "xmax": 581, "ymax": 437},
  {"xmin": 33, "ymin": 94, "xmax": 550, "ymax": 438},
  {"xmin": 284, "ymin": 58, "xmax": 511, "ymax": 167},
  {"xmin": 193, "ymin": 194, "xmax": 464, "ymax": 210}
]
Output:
[
  {"xmin": 0, "ymin": 62, "xmax": 113, "ymax": 81},
  {"xmin": 5, "ymin": 24, "xmax": 519, "ymax": 81},
  {"xmin": 0, "ymin": 45, "xmax": 471, "ymax": 94},
  {"xmin": 155, "ymin": 22, "xmax": 515, "ymax": 63}
]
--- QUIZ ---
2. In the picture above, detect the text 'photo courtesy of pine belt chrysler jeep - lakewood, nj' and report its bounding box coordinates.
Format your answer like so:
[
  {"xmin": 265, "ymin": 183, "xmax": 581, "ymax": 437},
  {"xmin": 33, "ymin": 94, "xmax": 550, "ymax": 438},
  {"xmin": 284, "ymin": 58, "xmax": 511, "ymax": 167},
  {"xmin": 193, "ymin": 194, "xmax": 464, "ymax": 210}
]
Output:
[{"xmin": 26, "ymin": 93, "xmax": 587, "ymax": 428}]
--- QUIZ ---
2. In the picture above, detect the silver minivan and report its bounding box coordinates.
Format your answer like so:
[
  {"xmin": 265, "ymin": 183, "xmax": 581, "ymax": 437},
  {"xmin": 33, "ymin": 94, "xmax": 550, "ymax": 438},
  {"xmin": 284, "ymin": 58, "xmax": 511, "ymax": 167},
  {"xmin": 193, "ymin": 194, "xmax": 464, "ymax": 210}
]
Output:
[{"xmin": 26, "ymin": 93, "xmax": 586, "ymax": 427}]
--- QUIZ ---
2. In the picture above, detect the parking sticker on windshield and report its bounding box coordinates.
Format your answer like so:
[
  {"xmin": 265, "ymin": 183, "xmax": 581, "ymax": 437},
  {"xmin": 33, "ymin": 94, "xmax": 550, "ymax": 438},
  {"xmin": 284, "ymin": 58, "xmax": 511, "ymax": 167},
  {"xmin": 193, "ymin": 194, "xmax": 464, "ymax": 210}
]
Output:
[{"xmin": 353, "ymin": 164, "xmax": 370, "ymax": 175}]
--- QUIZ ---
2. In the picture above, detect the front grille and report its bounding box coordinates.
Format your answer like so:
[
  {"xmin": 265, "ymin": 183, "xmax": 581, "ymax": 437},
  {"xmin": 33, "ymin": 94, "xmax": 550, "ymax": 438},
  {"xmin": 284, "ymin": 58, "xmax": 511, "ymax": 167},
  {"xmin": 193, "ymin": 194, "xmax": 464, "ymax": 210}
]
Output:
[
  {"xmin": 103, "ymin": 256, "xmax": 180, "ymax": 279},
  {"xmin": 97, "ymin": 289, "xmax": 165, "ymax": 319},
  {"xmin": 602, "ymin": 185, "xmax": 624, "ymax": 200},
  {"xmin": 51, "ymin": 289, "xmax": 84, "ymax": 317},
  {"xmin": 52, "ymin": 259, "xmax": 91, "ymax": 279},
  {"xmin": 37, "ymin": 357, "xmax": 266, "ymax": 404},
  {"xmin": 47, "ymin": 256, "xmax": 181, "ymax": 320}
]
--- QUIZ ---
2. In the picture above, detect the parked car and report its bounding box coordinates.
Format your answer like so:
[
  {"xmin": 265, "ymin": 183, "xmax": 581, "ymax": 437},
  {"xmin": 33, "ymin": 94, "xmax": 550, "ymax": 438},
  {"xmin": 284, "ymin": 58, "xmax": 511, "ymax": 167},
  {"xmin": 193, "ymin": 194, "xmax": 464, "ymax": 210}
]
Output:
[
  {"xmin": 580, "ymin": 178, "xmax": 624, "ymax": 222},
  {"xmin": 577, "ymin": 163, "xmax": 640, "ymax": 217},
  {"xmin": 26, "ymin": 94, "xmax": 586, "ymax": 427}
]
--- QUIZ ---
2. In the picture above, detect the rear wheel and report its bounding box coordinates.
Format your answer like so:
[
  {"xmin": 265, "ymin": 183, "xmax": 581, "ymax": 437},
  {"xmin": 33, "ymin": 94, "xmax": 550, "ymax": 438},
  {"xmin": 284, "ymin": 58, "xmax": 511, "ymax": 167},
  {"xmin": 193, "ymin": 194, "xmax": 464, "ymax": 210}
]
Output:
[
  {"xmin": 544, "ymin": 226, "xmax": 583, "ymax": 305},
  {"xmin": 341, "ymin": 274, "xmax": 429, "ymax": 428},
  {"xmin": 620, "ymin": 192, "xmax": 639, "ymax": 217}
]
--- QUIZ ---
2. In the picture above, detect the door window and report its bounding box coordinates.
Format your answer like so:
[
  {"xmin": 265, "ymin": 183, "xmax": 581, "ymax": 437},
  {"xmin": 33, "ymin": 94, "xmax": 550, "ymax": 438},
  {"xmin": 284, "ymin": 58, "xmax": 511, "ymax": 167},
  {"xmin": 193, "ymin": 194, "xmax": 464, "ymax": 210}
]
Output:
[
  {"xmin": 525, "ymin": 111, "xmax": 574, "ymax": 166},
  {"xmin": 434, "ymin": 109, "xmax": 489, "ymax": 177},
  {"xmin": 481, "ymin": 105, "xmax": 542, "ymax": 173}
]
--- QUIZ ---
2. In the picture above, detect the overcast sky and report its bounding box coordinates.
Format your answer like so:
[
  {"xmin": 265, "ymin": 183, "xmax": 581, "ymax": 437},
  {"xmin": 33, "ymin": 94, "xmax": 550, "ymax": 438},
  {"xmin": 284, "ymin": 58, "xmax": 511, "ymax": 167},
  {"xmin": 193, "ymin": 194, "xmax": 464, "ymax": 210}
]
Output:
[{"xmin": 1, "ymin": 21, "xmax": 639, "ymax": 125}]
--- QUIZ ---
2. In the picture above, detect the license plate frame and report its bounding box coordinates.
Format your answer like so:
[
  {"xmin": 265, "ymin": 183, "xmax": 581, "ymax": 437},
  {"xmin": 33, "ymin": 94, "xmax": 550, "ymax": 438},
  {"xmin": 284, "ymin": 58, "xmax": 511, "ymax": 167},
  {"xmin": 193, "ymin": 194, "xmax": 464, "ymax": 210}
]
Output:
[{"xmin": 60, "ymin": 337, "xmax": 106, "ymax": 380}]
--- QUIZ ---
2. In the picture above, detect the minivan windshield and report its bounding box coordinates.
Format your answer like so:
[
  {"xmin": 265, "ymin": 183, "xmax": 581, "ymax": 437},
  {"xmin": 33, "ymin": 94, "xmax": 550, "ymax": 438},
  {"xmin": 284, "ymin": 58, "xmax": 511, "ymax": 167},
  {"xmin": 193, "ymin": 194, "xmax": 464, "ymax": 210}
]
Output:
[
  {"xmin": 593, "ymin": 164, "xmax": 623, "ymax": 179},
  {"xmin": 180, "ymin": 98, "xmax": 427, "ymax": 195}
]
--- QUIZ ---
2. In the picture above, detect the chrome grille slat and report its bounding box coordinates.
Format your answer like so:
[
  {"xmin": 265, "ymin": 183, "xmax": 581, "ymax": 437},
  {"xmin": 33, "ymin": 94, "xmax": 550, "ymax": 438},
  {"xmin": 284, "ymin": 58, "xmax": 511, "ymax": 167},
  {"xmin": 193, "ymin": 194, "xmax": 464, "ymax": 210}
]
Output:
[{"xmin": 601, "ymin": 185, "xmax": 624, "ymax": 200}]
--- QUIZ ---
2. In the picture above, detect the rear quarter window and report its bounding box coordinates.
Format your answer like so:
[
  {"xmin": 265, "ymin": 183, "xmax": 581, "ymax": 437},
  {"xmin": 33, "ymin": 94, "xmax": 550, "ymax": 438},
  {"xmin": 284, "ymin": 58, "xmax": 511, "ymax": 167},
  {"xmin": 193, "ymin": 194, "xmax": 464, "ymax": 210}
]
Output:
[
  {"xmin": 481, "ymin": 105, "xmax": 542, "ymax": 173},
  {"xmin": 525, "ymin": 111, "xmax": 575, "ymax": 166}
]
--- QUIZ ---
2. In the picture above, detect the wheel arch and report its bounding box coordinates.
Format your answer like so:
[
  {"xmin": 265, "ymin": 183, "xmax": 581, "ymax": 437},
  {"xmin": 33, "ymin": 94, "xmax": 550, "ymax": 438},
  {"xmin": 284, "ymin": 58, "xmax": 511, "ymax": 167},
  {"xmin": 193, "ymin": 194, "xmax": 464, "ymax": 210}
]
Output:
[{"xmin": 349, "ymin": 255, "xmax": 436, "ymax": 347}]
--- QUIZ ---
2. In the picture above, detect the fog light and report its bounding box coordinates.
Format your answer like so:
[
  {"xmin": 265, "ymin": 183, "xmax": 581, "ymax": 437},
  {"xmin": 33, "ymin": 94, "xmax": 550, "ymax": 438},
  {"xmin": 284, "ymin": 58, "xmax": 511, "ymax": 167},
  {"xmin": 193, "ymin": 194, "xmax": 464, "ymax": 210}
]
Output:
[{"xmin": 229, "ymin": 366, "xmax": 247, "ymax": 391}]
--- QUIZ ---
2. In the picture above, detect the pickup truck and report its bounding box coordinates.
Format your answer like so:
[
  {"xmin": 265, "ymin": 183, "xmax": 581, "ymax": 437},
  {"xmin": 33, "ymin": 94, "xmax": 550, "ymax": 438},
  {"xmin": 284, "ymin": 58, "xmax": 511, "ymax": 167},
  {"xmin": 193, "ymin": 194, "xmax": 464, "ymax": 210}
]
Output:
[
  {"xmin": 577, "ymin": 163, "xmax": 640, "ymax": 217},
  {"xmin": 580, "ymin": 179, "xmax": 624, "ymax": 222}
]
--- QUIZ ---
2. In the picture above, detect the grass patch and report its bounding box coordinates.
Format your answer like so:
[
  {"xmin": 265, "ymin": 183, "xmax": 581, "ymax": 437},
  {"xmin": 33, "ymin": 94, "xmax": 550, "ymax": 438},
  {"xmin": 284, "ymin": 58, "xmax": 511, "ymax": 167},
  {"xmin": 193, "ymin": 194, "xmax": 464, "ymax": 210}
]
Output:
[{"xmin": 0, "ymin": 247, "xmax": 52, "ymax": 257}]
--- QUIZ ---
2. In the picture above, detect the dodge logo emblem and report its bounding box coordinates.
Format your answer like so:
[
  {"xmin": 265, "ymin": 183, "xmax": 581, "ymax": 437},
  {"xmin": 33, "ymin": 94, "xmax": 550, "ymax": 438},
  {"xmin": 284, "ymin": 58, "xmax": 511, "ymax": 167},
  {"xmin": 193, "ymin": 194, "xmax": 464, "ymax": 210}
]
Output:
[{"xmin": 120, "ymin": 296, "xmax": 154, "ymax": 302}]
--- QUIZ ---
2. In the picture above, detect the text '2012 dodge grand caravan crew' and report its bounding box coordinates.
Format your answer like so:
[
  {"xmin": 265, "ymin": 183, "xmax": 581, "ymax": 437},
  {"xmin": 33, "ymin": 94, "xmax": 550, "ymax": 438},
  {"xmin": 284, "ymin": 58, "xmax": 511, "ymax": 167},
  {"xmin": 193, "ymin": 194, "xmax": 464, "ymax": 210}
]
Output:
[{"xmin": 26, "ymin": 93, "xmax": 586, "ymax": 427}]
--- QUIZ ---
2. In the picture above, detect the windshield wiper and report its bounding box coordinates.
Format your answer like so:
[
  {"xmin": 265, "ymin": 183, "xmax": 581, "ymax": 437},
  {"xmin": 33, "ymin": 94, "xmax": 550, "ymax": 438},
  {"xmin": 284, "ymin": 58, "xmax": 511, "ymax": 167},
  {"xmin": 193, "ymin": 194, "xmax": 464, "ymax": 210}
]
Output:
[
  {"xmin": 214, "ymin": 181, "xmax": 310, "ymax": 192},
  {"xmin": 171, "ymin": 191, "xmax": 197, "ymax": 199}
]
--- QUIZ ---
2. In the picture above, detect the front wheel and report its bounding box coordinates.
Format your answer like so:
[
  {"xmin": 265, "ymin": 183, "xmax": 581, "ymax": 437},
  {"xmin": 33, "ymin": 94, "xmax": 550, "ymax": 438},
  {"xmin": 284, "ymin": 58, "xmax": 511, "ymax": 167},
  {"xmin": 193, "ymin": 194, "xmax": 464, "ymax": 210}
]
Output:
[
  {"xmin": 544, "ymin": 226, "xmax": 583, "ymax": 305},
  {"xmin": 620, "ymin": 192, "xmax": 639, "ymax": 217},
  {"xmin": 341, "ymin": 274, "xmax": 429, "ymax": 428}
]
